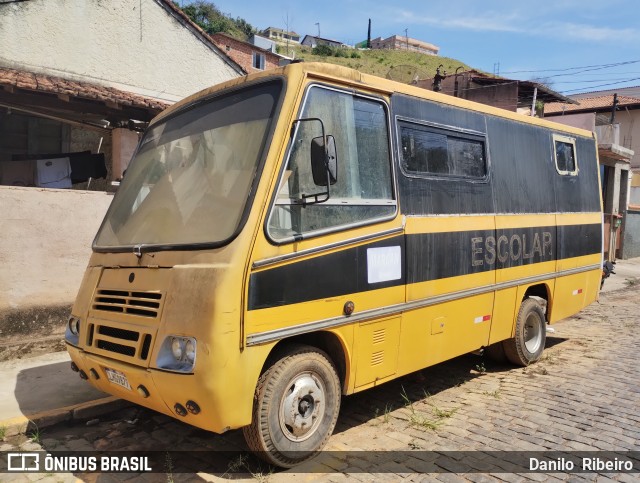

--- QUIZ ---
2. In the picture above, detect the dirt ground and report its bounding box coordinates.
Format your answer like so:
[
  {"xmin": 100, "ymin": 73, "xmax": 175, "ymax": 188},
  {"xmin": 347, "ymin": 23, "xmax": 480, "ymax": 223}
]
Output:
[{"xmin": 0, "ymin": 304, "xmax": 69, "ymax": 361}]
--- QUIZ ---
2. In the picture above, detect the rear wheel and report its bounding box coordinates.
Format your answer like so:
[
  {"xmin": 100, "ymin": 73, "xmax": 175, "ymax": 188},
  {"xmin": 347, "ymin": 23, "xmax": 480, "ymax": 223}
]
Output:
[
  {"xmin": 503, "ymin": 298, "xmax": 546, "ymax": 366},
  {"xmin": 243, "ymin": 345, "xmax": 341, "ymax": 468}
]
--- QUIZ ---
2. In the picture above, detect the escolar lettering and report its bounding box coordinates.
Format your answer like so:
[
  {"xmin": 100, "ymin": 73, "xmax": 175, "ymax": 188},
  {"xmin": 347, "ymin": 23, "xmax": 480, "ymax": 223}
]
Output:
[{"xmin": 472, "ymin": 232, "xmax": 552, "ymax": 267}]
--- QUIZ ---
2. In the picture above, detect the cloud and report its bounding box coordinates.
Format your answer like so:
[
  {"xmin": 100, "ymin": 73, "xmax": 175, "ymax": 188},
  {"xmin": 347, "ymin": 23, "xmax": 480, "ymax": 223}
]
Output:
[
  {"xmin": 549, "ymin": 22, "xmax": 639, "ymax": 42},
  {"xmin": 396, "ymin": 9, "xmax": 639, "ymax": 43},
  {"xmin": 397, "ymin": 10, "xmax": 523, "ymax": 33}
]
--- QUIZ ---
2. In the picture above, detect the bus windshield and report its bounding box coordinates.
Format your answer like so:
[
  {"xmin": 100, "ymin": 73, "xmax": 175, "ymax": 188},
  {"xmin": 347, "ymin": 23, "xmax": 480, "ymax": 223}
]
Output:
[{"xmin": 94, "ymin": 81, "xmax": 282, "ymax": 250}]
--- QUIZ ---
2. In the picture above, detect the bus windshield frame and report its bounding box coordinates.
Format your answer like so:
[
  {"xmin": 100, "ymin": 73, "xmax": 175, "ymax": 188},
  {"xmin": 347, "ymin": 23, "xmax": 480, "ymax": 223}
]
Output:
[{"xmin": 93, "ymin": 79, "xmax": 284, "ymax": 254}]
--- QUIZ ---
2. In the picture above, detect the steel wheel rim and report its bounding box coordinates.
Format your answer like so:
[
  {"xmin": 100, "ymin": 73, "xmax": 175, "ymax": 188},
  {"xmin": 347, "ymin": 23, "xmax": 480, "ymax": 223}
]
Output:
[
  {"xmin": 279, "ymin": 371, "xmax": 326, "ymax": 442},
  {"xmin": 524, "ymin": 313, "xmax": 543, "ymax": 353}
]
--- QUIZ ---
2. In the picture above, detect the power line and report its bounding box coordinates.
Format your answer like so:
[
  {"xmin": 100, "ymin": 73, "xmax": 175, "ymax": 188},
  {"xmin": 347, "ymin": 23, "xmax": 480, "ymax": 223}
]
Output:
[
  {"xmin": 561, "ymin": 77, "xmax": 640, "ymax": 94},
  {"xmin": 501, "ymin": 59, "xmax": 640, "ymax": 75}
]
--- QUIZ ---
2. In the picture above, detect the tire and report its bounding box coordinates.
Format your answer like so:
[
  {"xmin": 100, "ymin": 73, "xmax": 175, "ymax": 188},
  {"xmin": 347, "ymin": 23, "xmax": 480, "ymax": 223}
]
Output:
[
  {"xmin": 502, "ymin": 298, "xmax": 546, "ymax": 366},
  {"xmin": 243, "ymin": 345, "xmax": 341, "ymax": 468}
]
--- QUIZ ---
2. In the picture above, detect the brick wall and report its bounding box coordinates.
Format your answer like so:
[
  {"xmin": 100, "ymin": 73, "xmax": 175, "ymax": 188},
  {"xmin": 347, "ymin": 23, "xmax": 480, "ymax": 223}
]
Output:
[{"xmin": 211, "ymin": 34, "xmax": 280, "ymax": 73}]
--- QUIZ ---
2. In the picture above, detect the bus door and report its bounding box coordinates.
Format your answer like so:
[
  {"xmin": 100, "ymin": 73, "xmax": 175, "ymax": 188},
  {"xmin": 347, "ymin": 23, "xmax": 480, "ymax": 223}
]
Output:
[{"xmin": 245, "ymin": 83, "xmax": 406, "ymax": 392}]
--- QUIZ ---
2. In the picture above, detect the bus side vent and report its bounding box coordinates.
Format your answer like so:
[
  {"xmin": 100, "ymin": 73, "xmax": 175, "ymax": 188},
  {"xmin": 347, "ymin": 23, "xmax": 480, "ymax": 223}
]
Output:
[
  {"xmin": 371, "ymin": 350, "xmax": 384, "ymax": 366},
  {"xmin": 372, "ymin": 328, "xmax": 385, "ymax": 345},
  {"xmin": 93, "ymin": 289, "xmax": 163, "ymax": 319}
]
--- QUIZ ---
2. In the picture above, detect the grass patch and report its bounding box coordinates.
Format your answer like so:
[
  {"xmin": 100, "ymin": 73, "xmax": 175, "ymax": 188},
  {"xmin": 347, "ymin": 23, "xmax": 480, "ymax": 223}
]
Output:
[
  {"xmin": 482, "ymin": 390, "xmax": 501, "ymax": 399},
  {"xmin": 291, "ymin": 45, "xmax": 471, "ymax": 81}
]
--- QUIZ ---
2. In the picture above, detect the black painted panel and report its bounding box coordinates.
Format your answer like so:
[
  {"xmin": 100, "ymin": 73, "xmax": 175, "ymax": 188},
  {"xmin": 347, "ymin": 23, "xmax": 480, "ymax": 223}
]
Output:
[
  {"xmin": 486, "ymin": 117, "xmax": 556, "ymax": 213},
  {"xmin": 391, "ymin": 94, "xmax": 600, "ymax": 216},
  {"xmin": 248, "ymin": 236, "xmax": 405, "ymax": 310},
  {"xmin": 392, "ymin": 94, "xmax": 495, "ymax": 215},
  {"xmin": 248, "ymin": 224, "xmax": 601, "ymax": 310},
  {"xmin": 553, "ymin": 137, "xmax": 601, "ymax": 213}
]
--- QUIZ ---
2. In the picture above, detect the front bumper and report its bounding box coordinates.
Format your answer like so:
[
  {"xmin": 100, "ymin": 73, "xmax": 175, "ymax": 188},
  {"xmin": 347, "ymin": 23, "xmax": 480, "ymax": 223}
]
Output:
[{"xmin": 66, "ymin": 344, "xmax": 231, "ymax": 433}]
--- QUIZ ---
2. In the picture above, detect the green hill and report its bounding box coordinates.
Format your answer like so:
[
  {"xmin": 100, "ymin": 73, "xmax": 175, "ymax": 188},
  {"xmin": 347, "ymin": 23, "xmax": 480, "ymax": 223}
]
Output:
[{"xmin": 285, "ymin": 44, "xmax": 471, "ymax": 84}]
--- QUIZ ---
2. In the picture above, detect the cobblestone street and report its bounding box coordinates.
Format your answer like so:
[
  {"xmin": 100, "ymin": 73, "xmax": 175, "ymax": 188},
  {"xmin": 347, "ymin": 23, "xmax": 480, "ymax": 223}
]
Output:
[{"xmin": 2, "ymin": 286, "xmax": 639, "ymax": 482}]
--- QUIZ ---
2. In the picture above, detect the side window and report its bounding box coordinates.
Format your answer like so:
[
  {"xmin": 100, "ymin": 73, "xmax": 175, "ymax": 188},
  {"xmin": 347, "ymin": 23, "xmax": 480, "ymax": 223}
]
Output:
[
  {"xmin": 399, "ymin": 121, "xmax": 487, "ymax": 179},
  {"xmin": 252, "ymin": 52, "xmax": 265, "ymax": 70},
  {"xmin": 553, "ymin": 134, "xmax": 578, "ymax": 175},
  {"xmin": 267, "ymin": 86, "xmax": 395, "ymax": 241}
]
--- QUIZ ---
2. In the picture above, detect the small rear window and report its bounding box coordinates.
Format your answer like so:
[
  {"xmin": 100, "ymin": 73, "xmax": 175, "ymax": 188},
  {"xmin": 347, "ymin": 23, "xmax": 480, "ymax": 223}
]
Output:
[{"xmin": 553, "ymin": 134, "xmax": 578, "ymax": 175}]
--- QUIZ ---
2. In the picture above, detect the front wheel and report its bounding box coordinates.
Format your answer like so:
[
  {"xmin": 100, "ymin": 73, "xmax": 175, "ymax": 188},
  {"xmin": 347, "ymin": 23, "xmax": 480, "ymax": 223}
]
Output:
[
  {"xmin": 243, "ymin": 345, "xmax": 341, "ymax": 468},
  {"xmin": 502, "ymin": 298, "xmax": 546, "ymax": 366}
]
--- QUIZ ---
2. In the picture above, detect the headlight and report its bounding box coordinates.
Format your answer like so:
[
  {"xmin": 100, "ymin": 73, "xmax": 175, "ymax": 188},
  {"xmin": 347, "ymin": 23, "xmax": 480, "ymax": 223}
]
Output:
[
  {"xmin": 68, "ymin": 316, "xmax": 80, "ymax": 335},
  {"xmin": 185, "ymin": 339, "xmax": 196, "ymax": 363},
  {"xmin": 65, "ymin": 316, "xmax": 81, "ymax": 346},
  {"xmin": 171, "ymin": 338, "xmax": 184, "ymax": 360},
  {"xmin": 156, "ymin": 336, "xmax": 197, "ymax": 373}
]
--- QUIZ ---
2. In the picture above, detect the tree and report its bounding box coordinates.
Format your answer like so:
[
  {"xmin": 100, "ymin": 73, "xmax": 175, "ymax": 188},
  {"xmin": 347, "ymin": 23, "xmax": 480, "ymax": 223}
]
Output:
[{"xmin": 176, "ymin": 1, "xmax": 255, "ymax": 40}]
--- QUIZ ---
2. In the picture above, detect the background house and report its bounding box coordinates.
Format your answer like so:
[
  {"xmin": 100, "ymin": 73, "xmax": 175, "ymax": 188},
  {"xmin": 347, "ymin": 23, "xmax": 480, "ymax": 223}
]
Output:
[
  {"xmin": 301, "ymin": 35, "xmax": 348, "ymax": 49},
  {"xmin": 371, "ymin": 35, "xmax": 439, "ymax": 56},
  {"xmin": 426, "ymin": 70, "xmax": 574, "ymax": 114},
  {"xmin": 250, "ymin": 34, "xmax": 278, "ymax": 53},
  {"xmin": 211, "ymin": 33, "xmax": 283, "ymax": 72},
  {"xmin": 0, "ymin": 0, "xmax": 243, "ymax": 323},
  {"xmin": 260, "ymin": 27, "xmax": 300, "ymax": 45},
  {"xmin": 546, "ymin": 91, "xmax": 640, "ymax": 260}
]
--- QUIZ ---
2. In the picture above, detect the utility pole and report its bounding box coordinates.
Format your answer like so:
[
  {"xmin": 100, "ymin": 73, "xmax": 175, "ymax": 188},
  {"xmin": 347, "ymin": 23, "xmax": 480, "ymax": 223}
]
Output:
[
  {"xmin": 404, "ymin": 28, "xmax": 409, "ymax": 50},
  {"xmin": 611, "ymin": 93, "xmax": 619, "ymax": 124}
]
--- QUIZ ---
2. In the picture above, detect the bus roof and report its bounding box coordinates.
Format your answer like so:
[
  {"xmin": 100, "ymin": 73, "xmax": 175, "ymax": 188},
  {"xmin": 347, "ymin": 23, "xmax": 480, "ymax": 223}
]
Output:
[{"xmin": 152, "ymin": 62, "xmax": 594, "ymax": 139}]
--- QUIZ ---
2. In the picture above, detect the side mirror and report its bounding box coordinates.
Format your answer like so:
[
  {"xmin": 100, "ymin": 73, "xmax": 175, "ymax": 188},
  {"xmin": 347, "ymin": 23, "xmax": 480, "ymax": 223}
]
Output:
[{"xmin": 311, "ymin": 135, "xmax": 338, "ymax": 186}]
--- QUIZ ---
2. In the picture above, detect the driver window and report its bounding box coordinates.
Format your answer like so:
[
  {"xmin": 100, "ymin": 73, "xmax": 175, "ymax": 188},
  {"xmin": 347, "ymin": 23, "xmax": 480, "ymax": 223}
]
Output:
[{"xmin": 268, "ymin": 86, "xmax": 395, "ymax": 241}]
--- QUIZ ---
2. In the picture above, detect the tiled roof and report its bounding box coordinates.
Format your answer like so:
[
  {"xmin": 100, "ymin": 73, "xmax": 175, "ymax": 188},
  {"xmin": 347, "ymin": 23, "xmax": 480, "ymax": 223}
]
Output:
[
  {"xmin": 0, "ymin": 66, "xmax": 170, "ymax": 111},
  {"xmin": 545, "ymin": 95, "xmax": 640, "ymax": 114}
]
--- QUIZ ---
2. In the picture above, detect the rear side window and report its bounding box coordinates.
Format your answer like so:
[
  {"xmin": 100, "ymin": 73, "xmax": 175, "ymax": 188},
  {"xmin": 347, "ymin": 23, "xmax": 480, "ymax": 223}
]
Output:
[
  {"xmin": 399, "ymin": 120, "xmax": 487, "ymax": 179},
  {"xmin": 553, "ymin": 134, "xmax": 578, "ymax": 175}
]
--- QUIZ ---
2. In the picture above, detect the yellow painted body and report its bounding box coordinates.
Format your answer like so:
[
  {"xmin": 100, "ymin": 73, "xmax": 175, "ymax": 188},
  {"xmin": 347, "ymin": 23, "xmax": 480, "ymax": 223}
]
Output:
[{"xmin": 67, "ymin": 62, "xmax": 603, "ymax": 434}]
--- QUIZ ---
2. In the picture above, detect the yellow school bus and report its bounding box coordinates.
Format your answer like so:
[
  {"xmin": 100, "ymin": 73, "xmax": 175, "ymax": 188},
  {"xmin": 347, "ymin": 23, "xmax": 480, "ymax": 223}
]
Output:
[{"xmin": 66, "ymin": 62, "xmax": 602, "ymax": 467}]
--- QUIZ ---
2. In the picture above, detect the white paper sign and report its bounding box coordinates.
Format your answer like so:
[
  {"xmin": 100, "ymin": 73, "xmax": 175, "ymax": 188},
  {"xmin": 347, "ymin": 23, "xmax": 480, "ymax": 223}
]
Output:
[{"xmin": 367, "ymin": 246, "xmax": 402, "ymax": 284}]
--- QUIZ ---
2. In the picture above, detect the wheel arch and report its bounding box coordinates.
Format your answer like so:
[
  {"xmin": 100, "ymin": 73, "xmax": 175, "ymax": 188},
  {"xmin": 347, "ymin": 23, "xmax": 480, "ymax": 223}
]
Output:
[
  {"xmin": 521, "ymin": 282, "xmax": 552, "ymax": 322},
  {"xmin": 259, "ymin": 330, "xmax": 350, "ymax": 393}
]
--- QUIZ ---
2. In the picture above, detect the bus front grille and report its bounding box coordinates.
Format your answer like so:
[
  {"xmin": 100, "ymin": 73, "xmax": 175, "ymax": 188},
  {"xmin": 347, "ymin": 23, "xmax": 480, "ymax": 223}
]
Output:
[
  {"xmin": 92, "ymin": 289, "xmax": 163, "ymax": 319},
  {"xmin": 87, "ymin": 322, "xmax": 154, "ymax": 362}
]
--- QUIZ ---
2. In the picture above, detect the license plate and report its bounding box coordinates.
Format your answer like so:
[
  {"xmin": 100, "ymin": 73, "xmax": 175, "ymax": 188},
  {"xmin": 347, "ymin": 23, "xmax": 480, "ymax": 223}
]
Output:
[{"xmin": 104, "ymin": 368, "xmax": 132, "ymax": 390}]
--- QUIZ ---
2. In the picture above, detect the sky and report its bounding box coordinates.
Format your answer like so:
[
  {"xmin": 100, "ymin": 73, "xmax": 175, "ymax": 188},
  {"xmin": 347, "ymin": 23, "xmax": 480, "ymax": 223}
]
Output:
[{"xmin": 207, "ymin": 0, "xmax": 640, "ymax": 95}]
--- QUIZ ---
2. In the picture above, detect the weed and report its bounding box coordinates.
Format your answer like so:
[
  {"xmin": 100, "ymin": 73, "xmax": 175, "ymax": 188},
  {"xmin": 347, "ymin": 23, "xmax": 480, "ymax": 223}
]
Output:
[
  {"xmin": 482, "ymin": 390, "xmax": 501, "ymax": 399},
  {"xmin": 401, "ymin": 386, "xmax": 443, "ymax": 431},
  {"xmin": 432, "ymin": 405, "xmax": 459, "ymax": 418},
  {"xmin": 224, "ymin": 453, "xmax": 272, "ymax": 481},
  {"xmin": 383, "ymin": 403, "xmax": 393, "ymax": 424},
  {"xmin": 541, "ymin": 352, "xmax": 559, "ymax": 364},
  {"xmin": 408, "ymin": 440, "xmax": 422, "ymax": 450},
  {"xmin": 28, "ymin": 425, "xmax": 41, "ymax": 444},
  {"xmin": 225, "ymin": 454, "xmax": 249, "ymax": 475},
  {"xmin": 475, "ymin": 362, "xmax": 486, "ymax": 374},
  {"xmin": 0, "ymin": 426, "xmax": 6, "ymax": 440},
  {"xmin": 165, "ymin": 452, "xmax": 174, "ymax": 483}
]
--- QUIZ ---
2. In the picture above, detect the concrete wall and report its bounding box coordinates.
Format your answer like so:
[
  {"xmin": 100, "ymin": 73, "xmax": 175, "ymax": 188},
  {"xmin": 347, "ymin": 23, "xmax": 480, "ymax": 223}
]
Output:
[
  {"xmin": 0, "ymin": 186, "xmax": 112, "ymax": 315},
  {"xmin": 0, "ymin": 0, "xmax": 240, "ymax": 103},
  {"xmin": 622, "ymin": 208, "xmax": 640, "ymax": 259},
  {"xmin": 545, "ymin": 112, "xmax": 596, "ymax": 132},
  {"xmin": 617, "ymin": 109, "xmax": 640, "ymax": 169}
]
